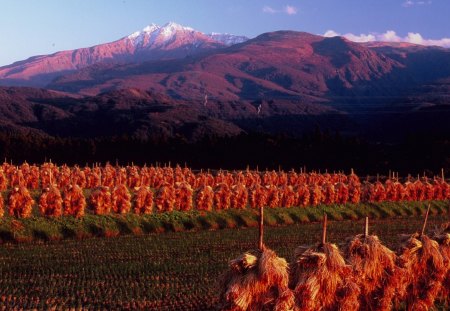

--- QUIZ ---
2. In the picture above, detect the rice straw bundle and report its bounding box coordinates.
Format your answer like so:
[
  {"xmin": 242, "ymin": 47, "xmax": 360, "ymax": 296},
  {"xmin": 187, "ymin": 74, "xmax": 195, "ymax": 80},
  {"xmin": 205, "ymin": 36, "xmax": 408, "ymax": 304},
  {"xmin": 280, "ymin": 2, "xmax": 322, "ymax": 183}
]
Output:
[
  {"xmin": 278, "ymin": 172, "xmax": 288, "ymax": 186},
  {"xmin": 266, "ymin": 185, "xmax": 280, "ymax": 208},
  {"xmin": 422, "ymin": 178, "xmax": 434, "ymax": 200},
  {"xmin": 280, "ymin": 185, "xmax": 296, "ymax": 208},
  {"xmin": 154, "ymin": 183, "xmax": 175, "ymax": 212},
  {"xmin": 348, "ymin": 180, "xmax": 361, "ymax": 204},
  {"xmin": 111, "ymin": 184, "xmax": 131, "ymax": 214},
  {"xmin": 25, "ymin": 165, "xmax": 40, "ymax": 190},
  {"xmin": 214, "ymin": 183, "xmax": 232, "ymax": 210},
  {"xmin": 322, "ymin": 182, "xmax": 335, "ymax": 205},
  {"xmin": 100, "ymin": 164, "xmax": 115, "ymax": 188},
  {"xmin": 398, "ymin": 206, "xmax": 446, "ymax": 310},
  {"xmin": 8, "ymin": 186, "xmax": 34, "ymax": 218},
  {"xmin": 219, "ymin": 206, "xmax": 294, "ymax": 311},
  {"xmin": 362, "ymin": 181, "xmax": 375, "ymax": 202},
  {"xmin": 442, "ymin": 181, "xmax": 450, "ymax": 200},
  {"xmin": 0, "ymin": 192, "xmax": 4, "ymax": 217},
  {"xmin": 404, "ymin": 179, "xmax": 416, "ymax": 201},
  {"xmin": 63, "ymin": 184, "xmax": 86, "ymax": 218},
  {"xmin": 39, "ymin": 186, "xmax": 63, "ymax": 217},
  {"xmin": 385, "ymin": 180, "xmax": 396, "ymax": 202},
  {"xmin": 309, "ymin": 183, "xmax": 323, "ymax": 206},
  {"xmin": 295, "ymin": 184, "xmax": 310, "ymax": 207},
  {"xmin": 414, "ymin": 178, "xmax": 425, "ymax": 201},
  {"xmin": 90, "ymin": 186, "xmax": 112, "ymax": 215},
  {"xmin": 174, "ymin": 181, "xmax": 193, "ymax": 211},
  {"xmin": 219, "ymin": 247, "xmax": 295, "ymax": 311},
  {"xmin": 10, "ymin": 169, "xmax": 24, "ymax": 188},
  {"xmin": 393, "ymin": 180, "xmax": 405, "ymax": 201},
  {"xmin": 345, "ymin": 218, "xmax": 401, "ymax": 310},
  {"xmin": 244, "ymin": 170, "xmax": 258, "ymax": 188},
  {"xmin": 40, "ymin": 168, "xmax": 52, "ymax": 188},
  {"xmin": 433, "ymin": 222, "xmax": 450, "ymax": 304},
  {"xmin": 127, "ymin": 166, "xmax": 141, "ymax": 188},
  {"xmin": 86, "ymin": 169, "xmax": 101, "ymax": 189},
  {"xmin": 373, "ymin": 181, "xmax": 386, "ymax": 202},
  {"xmin": 334, "ymin": 182, "xmax": 349, "ymax": 204},
  {"xmin": 230, "ymin": 184, "xmax": 248, "ymax": 209},
  {"xmin": 290, "ymin": 215, "xmax": 360, "ymax": 311},
  {"xmin": 133, "ymin": 186, "xmax": 153, "ymax": 214},
  {"xmin": 71, "ymin": 167, "xmax": 86, "ymax": 188},
  {"xmin": 288, "ymin": 170, "xmax": 299, "ymax": 186},
  {"xmin": 432, "ymin": 178, "xmax": 444, "ymax": 200},
  {"xmin": 195, "ymin": 185, "xmax": 214, "ymax": 211},
  {"xmin": 249, "ymin": 184, "xmax": 267, "ymax": 209},
  {"xmin": 57, "ymin": 165, "xmax": 71, "ymax": 189},
  {"xmin": 0, "ymin": 168, "xmax": 7, "ymax": 191}
]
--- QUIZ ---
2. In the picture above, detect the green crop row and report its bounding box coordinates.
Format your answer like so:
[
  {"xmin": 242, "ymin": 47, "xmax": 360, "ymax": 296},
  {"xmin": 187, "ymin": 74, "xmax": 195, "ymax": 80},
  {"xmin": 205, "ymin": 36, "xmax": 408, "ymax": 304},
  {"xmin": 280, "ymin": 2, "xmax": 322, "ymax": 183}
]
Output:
[{"xmin": 0, "ymin": 200, "xmax": 448, "ymax": 243}]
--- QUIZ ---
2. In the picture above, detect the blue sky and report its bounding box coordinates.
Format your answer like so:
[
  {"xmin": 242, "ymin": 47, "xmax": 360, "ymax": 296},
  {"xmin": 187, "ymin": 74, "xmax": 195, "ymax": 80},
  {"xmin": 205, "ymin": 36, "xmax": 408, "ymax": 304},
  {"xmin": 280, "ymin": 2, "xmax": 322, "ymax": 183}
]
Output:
[{"xmin": 1, "ymin": 0, "xmax": 449, "ymax": 66}]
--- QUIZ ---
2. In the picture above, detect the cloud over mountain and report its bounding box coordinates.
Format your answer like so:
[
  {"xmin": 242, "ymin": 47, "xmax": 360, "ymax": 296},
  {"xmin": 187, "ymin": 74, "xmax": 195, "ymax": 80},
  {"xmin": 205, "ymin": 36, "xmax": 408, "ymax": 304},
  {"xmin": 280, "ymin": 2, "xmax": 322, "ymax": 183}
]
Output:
[{"xmin": 324, "ymin": 29, "xmax": 450, "ymax": 48}]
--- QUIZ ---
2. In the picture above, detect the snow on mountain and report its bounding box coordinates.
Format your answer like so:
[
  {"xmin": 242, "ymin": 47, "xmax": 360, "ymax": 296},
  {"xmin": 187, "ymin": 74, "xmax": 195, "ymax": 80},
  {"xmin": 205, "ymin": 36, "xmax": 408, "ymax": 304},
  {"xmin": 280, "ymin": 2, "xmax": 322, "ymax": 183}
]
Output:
[
  {"xmin": 207, "ymin": 33, "xmax": 249, "ymax": 45},
  {"xmin": 127, "ymin": 22, "xmax": 213, "ymax": 49},
  {"xmin": 127, "ymin": 22, "xmax": 248, "ymax": 48}
]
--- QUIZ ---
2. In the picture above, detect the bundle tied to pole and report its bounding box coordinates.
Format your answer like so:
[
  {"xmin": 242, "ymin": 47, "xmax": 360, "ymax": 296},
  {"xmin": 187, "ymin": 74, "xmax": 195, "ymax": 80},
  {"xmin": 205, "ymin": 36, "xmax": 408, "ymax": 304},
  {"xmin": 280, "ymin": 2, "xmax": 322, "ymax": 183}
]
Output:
[
  {"xmin": 398, "ymin": 205, "xmax": 446, "ymax": 310},
  {"xmin": 63, "ymin": 184, "xmax": 86, "ymax": 218},
  {"xmin": 218, "ymin": 205, "xmax": 294, "ymax": 311},
  {"xmin": 8, "ymin": 186, "xmax": 34, "ymax": 218},
  {"xmin": 290, "ymin": 214, "xmax": 360, "ymax": 311},
  {"xmin": 39, "ymin": 185, "xmax": 63, "ymax": 217},
  {"xmin": 433, "ymin": 222, "xmax": 450, "ymax": 304},
  {"xmin": 345, "ymin": 217, "xmax": 402, "ymax": 311}
]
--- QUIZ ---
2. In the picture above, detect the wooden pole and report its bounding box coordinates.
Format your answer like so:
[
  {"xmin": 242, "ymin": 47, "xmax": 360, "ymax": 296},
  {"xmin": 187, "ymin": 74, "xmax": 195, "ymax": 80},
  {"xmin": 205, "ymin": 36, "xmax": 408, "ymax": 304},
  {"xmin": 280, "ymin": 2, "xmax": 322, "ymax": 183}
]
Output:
[
  {"xmin": 364, "ymin": 217, "xmax": 369, "ymax": 237},
  {"xmin": 442, "ymin": 168, "xmax": 445, "ymax": 182},
  {"xmin": 421, "ymin": 204, "xmax": 431, "ymax": 237},
  {"xmin": 259, "ymin": 205, "xmax": 264, "ymax": 251},
  {"xmin": 322, "ymin": 213, "xmax": 328, "ymax": 245}
]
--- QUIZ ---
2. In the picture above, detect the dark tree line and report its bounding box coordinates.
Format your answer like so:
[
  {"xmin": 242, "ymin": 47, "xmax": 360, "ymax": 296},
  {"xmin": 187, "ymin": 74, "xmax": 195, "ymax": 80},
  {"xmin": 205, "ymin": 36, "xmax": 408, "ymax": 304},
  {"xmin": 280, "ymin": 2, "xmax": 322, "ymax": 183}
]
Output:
[{"xmin": 0, "ymin": 131, "xmax": 448, "ymax": 176}]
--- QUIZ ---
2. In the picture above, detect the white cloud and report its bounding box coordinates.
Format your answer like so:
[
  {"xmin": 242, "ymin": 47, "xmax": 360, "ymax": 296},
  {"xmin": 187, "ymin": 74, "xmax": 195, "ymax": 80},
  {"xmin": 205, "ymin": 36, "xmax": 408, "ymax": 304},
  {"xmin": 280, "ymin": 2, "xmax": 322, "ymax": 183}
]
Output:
[
  {"xmin": 402, "ymin": 0, "xmax": 432, "ymax": 7},
  {"xmin": 262, "ymin": 5, "xmax": 277, "ymax": 14},
  {"xmin": 322, "ymin": 30, "xmax": 450, "ymax": 48},
  {"xmin": 379, "ymin": 30, "xmax": 402, "ymax": 42},
  {"xmin": 284, "ymin": 5, "xmax": 297, "ymax": 15},
  {"xmin": 344, "ymin": 33, "xmax": 376, "ymax": 43},
  {"xmin": 262, "ymin": 4, "xmax": 298, "ymax": 15},
  {"xmin": 402, "ymin": 0, "xmax": 414, "ymax": 7},
  {"xmin": 324, "ymin": 30, "xmax": 340, "ymax": 37}
]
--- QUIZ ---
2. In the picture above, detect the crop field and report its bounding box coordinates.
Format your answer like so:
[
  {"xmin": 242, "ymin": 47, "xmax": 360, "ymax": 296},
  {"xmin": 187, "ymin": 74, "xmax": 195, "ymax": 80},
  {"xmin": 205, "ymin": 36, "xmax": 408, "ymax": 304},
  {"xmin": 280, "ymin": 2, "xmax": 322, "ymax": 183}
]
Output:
[{"xmin": 0, "ymin": 215, "xmax": 448, "ymax": 310}]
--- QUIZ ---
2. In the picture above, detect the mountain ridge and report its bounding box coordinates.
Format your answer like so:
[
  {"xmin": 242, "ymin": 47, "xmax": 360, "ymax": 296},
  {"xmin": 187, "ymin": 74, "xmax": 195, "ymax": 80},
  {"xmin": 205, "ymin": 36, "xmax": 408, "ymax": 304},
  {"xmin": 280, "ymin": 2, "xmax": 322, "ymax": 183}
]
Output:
[{"xmin": 0, "ymin": 22, "xmax": 247, "ymax": 88}]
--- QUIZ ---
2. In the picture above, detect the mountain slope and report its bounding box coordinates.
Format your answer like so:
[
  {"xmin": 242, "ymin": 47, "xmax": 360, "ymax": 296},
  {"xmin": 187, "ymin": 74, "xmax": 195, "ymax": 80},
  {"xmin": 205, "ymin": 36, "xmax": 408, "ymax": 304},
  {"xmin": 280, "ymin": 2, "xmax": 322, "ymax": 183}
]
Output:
[
  {"xmin": 0, "ymin": 22, "xmax": 234, "ymax": 88},
  {"xmin": 48, "ymin": 31, "xmax": 405, "ymax": 101}
]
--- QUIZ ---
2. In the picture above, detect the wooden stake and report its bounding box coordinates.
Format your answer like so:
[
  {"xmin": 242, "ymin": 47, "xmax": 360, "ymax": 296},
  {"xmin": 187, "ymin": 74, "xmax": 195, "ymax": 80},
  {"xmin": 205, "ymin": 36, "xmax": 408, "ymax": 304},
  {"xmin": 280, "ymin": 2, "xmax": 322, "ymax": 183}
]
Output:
[
  {"xmin": 421, "ymin": 204, "xmax": 431, "ymax": 237},
  {"xmin": 322, "ymin": 213, "xmax": 328, "ymax": 245},
  {"xmin": 259, "ymin": 205, "xmax": 264, "ymax": 251},
  {"xmin": 442, "ymin": 168, "xmax": 445, "ymax": 182},
  {"xmin": 364, "ymin": 217, "xmax": 369, "ymax": 237}
]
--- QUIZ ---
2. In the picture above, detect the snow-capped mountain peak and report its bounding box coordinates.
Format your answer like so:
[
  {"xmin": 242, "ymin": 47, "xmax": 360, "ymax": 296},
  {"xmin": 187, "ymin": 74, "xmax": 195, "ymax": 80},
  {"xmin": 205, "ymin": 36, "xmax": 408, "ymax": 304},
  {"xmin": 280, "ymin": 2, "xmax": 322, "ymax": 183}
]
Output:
[
  {"xmin": 127, "ymin": 22, "xmax": 201, "ymax": 47},
  {"xmin": 142, "ymin": 23, "xmax": 159, "ymax": 33},
  {"xmin": 127, "ymin": 22, "xmax": 248, "ymax": 47}
]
